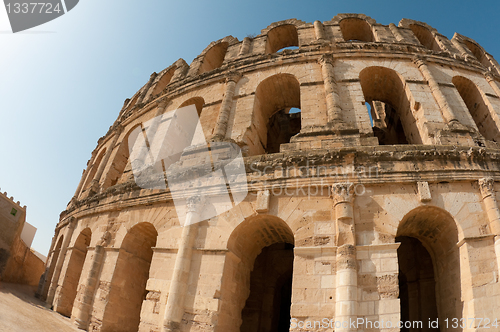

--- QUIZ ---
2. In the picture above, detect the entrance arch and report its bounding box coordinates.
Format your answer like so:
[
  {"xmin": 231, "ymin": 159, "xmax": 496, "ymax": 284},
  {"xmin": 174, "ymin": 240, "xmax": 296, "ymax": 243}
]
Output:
[
  {"xmin": 55, "ymin": 228, "xmax": 92, "ymax": 317},
  {"xmin": 396, "ymin": 206, "xmax": 461, "ymax": 332},
  {"xmin": 101, "ymin": 222, "xmax": 158, "ymax": 332},
  {"xmin": 216, "ymin": 215, "xmax": 295, "ymax": 332}
]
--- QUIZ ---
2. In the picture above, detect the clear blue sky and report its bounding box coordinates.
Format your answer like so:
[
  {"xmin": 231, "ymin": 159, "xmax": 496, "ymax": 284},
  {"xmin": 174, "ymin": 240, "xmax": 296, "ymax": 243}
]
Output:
[{"xmin": 1, "ymin": 0, "xmax": 499, "ymax": 256}]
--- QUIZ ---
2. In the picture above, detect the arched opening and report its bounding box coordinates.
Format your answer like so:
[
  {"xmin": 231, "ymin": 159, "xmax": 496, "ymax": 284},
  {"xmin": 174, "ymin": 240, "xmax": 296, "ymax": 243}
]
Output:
[
  {"xmin": 265, "ymin": 24, "xmax": 299, "ymax": 54},
  {"xmin": 216, "ymin": 215, "xmax": 295, "ymax": 332},
  {"xmin": 339, "ymin": 18, "xmax": 374, "ymax": 42},
  {"xmin": 179, "ymin": 96, "xmax": 205, "ymax": 116},
  {"xmin": 251, "ymin": 74, "xmax": 301, "ymax": 155},
  {"xmin": 43, "ymin": 236, "xmax": 64, "ymax": 299},
  {"xmin": 409, "ymin": 24, "xmax": 441, "ymax": 52},
  {"xmin": 241, "ymin": 243, "xmax": 294, "ymax": 332},
  {"xmin": 103, "ymin": 125, "xmax": 142, "ymax": 189},
  {"xmin": 151, "ymin": 67, "xmax": 175, "ymax": 97},
  {"xmin": 452, "ymin": 76, "xmax": 500, "ymax": 142},
  {"xmin": 81, "ymin": 148, "xmax": 106, "ymax": 192},
  {"xmin": 125, "ymin": 93, "xmax": 140, "ymax": 111},
  {"xmin": 360, "ymin": 66, "xmax": 422, "ymax": 145},
  {"xmin": 199, "ymin": 42, "xmax": 229, "ymax": 74},
  {"xmin": 101, "ymin": 222, "xmax": 158, "ymax": 332},
  {"xmin": 266, "ymin": 108, "xmax": 301, "ymax": 154},
  {"xmin": 463, "ymin": 40, "xmax": 492, "ymax": 69},
  {"xmin": 55, "ymin": 228, "xmax": 91, "ymax": 317},
  {"xmin": 397, "ymin": 206, "xmax": 462, "ymax": 332},
  {"xmin": 397, "ymin": 236, "xmax": 438, "ymax": 332}
]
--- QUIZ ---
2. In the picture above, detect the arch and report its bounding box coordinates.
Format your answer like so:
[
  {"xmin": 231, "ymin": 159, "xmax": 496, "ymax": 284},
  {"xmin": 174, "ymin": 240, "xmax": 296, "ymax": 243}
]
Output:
[
  {"xmin": 216, "ymin": 215, "xmax": 295, "ymax": 332},
  {"xmin": 396, "ymin": 206, "xmax": 461, "ymax": 331},
  {"xmin": 125, "ymin": 93, "xmax": 140, "ymax": 111},
  {"xmin": 265, "ymin": 24, "xmax": 299, "ymax": 54},
  {"xmin": 81, "ymin": 148, "xmax": 106, "ymax": 192},
  {"xmin": 103, "ymin": 125, "xmax": 142, "ymax": 189},
  {"xmin": 409, "ymin": 24, "xmax": 441, "ymax": 52},
  {"xmin": 55, "ymin": 228, "xmax": 91, "ymax": 317},
  {"xmin": 463, "ymin": 40, "xmax": 492, "ymax": 69},
  {"xmin": 199, "ymin": 42, "xmax": 229, "ymax": 75},
  {"xmin": 43, "ymin": 235, "xmax": 64, "ymax": 299},
  {"xmin": 452, "ymin": 76, "xmax": 500, "ymax": 142},
  {"xmin": 151, "ymin": 67, "xmax": 175, "ymax": 97},
  {"xmin": 250, "ymin": 73, "xmax": 301, "ymax": 155},
  {"xmin": 339, "ymin": 17, "xmax": 374, "ymax": 42},
  {"xmin": 179, "ymin": 96, "xmax": 205, "ymax": 116},
  {"xmin": 360, "ymin": 66, "xmax": 422, "ymax": 144},
  {"xmin": 101, "ymin": 222, "xmax": 158, "ymax": 332}
]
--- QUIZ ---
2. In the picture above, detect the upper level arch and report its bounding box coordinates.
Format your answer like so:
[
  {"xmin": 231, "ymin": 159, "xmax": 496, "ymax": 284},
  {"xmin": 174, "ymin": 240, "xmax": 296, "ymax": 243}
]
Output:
[
  {"xmin": 150, "ymin": 65, "xmax": 176, "ymax": 97},
  {"xmin": 359, "ymin": 66, "xmax": 422, "ymax": 145},
  {"xmin": 249, "ymin": 73, "xmax": 301, "ymax": 155},
  {"xmin": 408, "ymin": 23, "xmax": 441, "ymax": 52},
  {"xmin": 452, "ymin": 75, "xmax": 500, "ymax": 143},
  {"xmin": 102, "ymin": 124, "xmax": 142, "ymax": 189},
  {"xmin": 339, "ymin": 17, "xmax": 374, "ymax": 42},
  {"xmin": 265, "ymin": 24, "xmax": 299, "ymax": 54},
  {"xmin": 198, "ymin": 41, "xmax": 229, "ymax": 74}
]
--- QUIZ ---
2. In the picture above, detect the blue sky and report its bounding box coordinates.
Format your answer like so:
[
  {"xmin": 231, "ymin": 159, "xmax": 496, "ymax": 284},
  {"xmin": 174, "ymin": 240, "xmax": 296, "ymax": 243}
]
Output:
[{"xmin": 1, "ymin": 0, "xmax": 499, "ymax": 256}]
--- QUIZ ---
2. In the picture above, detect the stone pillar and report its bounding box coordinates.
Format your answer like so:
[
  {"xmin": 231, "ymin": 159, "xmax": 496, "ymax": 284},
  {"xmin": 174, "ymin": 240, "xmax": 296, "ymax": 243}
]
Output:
[
  {"xmin": 414, "ymin": 58, "xmax": 460, "ymax": 123},
  {"xmin": 485, "ymin": 72, "xmax": 500, "ymax": 97},
  {"xmin": 318, "ymin": 55, "xmax": 343, "ymax": 124},
  {"xmin": 238, "ymin": 37, "xmax": 252, "ymax": 56},
  {"xmin": 314, "ymin": 20, "xmax": 326, "ymax": 41},
  {"xmin": 479, "ymin": 177, "xmax": 500, "ymax": 273},
  {"xmin": 46, "ymin": 218, "xmax": 78, "ymax": 306},
  {"xmin": 73, "ymin": 231, "xmax": 111, "ymax": 329},
  {"xmin": 389, "ymin": 23, "xmax": 404, "ymax": 42},
  {"xmin": 212, "ymin": 73, "xmax": 241, "ymax": 140},
  {"xmin": 88, "ymin": 125, "xmax": 123, "ymax": 195},
  {"xmin": 332, "ymin": 183, "xmax": 357, "ymax": 331},
  {"xmin": 451, "ymin": 38, "xmax": 470, "ymax": 58},
  {"xmin": 163, "ymin": 196, "xmax": 204, "ymax": 332}
]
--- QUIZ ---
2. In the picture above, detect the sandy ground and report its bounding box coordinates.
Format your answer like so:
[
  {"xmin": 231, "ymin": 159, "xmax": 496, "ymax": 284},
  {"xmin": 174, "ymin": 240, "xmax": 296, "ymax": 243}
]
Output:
[{"xmin": 0, "ymin": 282, "xmax": 80, "ymax": 332}]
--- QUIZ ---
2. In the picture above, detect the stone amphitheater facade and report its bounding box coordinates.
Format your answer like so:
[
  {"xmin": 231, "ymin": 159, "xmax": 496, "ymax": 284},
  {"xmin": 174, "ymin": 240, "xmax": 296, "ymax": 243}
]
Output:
[{"xmin": 38, "ymin": 13, "xmax": 500, "ymax": 332}]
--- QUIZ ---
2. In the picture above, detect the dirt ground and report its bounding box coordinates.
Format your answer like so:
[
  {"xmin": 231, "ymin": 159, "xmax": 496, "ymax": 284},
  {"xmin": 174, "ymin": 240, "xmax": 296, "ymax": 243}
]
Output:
[{"xmin": 0, "ymin": 282, "xmax": 80, "ymax": 332}]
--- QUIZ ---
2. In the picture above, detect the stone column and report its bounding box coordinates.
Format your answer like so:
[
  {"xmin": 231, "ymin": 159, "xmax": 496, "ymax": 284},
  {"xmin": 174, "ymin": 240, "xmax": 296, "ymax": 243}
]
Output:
[
  {"xmin": 451, "ymin": 38, "xmax": 470, "ymax": 58},
  {"xmin": 212, "ymin": 73, "xmax": 241, "ymax": 140},
  {"xmin": 46, "ymin": 218, "xmax": 78, "ymax": 305},
  {"xmin": 314, "ymin": 20, "xmax": 326, "ymax": 41},
  {"xmin": 163, "ymin": 196, "xmax": 204, "ymax": 332},
  {"xmin": 389, "ymin": 23, "xmax": 404, "ymax": 42},
  {"xmin": 332, "ymin": 183, "xmax": 357, "ymax": 331},
  {"xmin": 318, "ymin": 55, "xmax": 343, "ymax": 124},
  {"xmin": 485, "ymin": 72, "xmax": 500, "ymax": 97},
  {"xmin": 479, "ymin": 177, "xmax": 500, "ymax": 273},
  {"xmin": 88, "ymin": 125, "xmax": 123, "ymax": 195},
  {"xmin": 238, "ymin": 37, "xmax": 252, "ymax": 56},
  {"xmin": 414, "ymin": 58, "xmax": 460, "ymax": 123},
  {"xmin": 73, "ymin": 231, "xmax": 111, "ymax": 329}
]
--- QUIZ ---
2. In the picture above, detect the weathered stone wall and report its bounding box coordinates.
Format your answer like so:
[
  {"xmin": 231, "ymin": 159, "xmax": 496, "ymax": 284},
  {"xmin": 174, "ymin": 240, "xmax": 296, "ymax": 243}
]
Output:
[{"xmin": 43, "ymin": 13, "xmax": 500, "ymax": 332}]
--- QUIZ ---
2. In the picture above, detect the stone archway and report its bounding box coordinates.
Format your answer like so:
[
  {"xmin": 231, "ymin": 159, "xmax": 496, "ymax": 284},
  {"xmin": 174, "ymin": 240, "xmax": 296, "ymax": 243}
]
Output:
[
  {"xmin": 216, "ymin": 215, "xmax": 295, "ymax": 332},
  {"xmin": 54, "ymin": 228, "xmax": 92, "ymax": 317},
  {"xmin": 396, "ymin": 206, "xmax": 462, "ymax": 332},
  {"xmin": 100, "ymin": 222, "xmax": 158, "ymax": 332}
]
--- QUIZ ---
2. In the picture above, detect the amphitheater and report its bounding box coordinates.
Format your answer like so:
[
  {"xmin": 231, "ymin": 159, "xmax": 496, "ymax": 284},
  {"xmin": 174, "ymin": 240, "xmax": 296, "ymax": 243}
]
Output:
[{"xmin": 37, "ymin": 13, "xmax": 500, "ymax": 332}]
